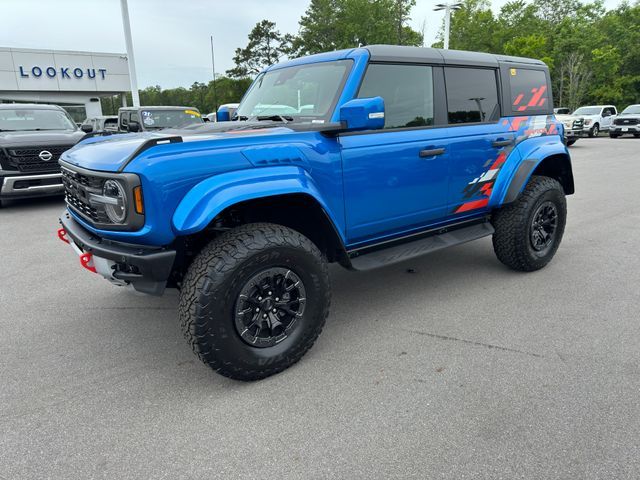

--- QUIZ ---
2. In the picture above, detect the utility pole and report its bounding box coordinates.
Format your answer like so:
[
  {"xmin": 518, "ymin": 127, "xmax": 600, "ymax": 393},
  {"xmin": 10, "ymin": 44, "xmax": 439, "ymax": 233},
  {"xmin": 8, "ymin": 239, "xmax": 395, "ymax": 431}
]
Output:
[
  {"xmin": 434, "ymin": 2, "xmax": 462, "ymax": 50},
  {"xmin": 210, "ymin": 36, "xmax": 218, "ymax": 112},
  {"xmin": 119, "ymin": 0, "xmax": 140, "ymax": 106}
]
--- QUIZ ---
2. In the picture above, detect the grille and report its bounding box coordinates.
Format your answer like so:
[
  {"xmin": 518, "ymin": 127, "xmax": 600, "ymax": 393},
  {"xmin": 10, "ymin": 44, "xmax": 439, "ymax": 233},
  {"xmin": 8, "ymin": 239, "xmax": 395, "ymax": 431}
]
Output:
[
  {"xmin": 614, "ymin": 118, "xmax": 638, "ymax": 126},
  {"xmin": 61, "ymin": 167, "xmax": 110, "ymax": 224},
  {"xmin": 572, "ymin": 119, "xmax": 584, "ymax": 129},
  {"xmin": 6, "ymin": 145, "xmax": 73, "ymax": 173}
]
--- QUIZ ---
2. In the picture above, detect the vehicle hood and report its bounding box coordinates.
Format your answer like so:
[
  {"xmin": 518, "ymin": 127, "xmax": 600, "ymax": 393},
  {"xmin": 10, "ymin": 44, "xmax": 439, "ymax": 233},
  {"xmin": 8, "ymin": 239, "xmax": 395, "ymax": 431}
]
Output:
[
  {"xmin": 0, "ymin": 129, "xmax": 85, "ymax": 148},
  {"xmin": 60, "ymin": 121, "xmax": 298, "ymax": 172},
  {"xmin": 555, "ymin": 114, "xmax": 582, "ymax": 122},
  {"xmin": 617, "ymin": 113, "xmax": 640, "ymax": 120}
]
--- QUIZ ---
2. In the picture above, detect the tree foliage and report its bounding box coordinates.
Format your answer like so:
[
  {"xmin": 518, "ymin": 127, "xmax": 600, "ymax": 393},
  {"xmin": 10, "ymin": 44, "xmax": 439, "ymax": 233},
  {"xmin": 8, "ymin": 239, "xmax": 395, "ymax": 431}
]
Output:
[
  {"xmin": 291, "ymin": 0, "xmax": 422, "ymax": 55},
  {"xmin": 437, "ymin": 0, "xmax": 640, "ymax": 110},
  {"xmin": 226, "ymin": 20, "xmax": 293, "ymax": 78},
  {"xmin": 104, "ymin": 0, "xmax": 639, "ymax": 115}
]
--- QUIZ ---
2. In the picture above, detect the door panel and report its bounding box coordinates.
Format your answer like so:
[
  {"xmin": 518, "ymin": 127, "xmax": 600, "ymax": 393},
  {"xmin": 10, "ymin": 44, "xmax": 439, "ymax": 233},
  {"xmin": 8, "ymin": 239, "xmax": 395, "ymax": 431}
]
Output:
[{"xmin": 340, "ymin": 128, "xmax": 449, "ymax": 244}]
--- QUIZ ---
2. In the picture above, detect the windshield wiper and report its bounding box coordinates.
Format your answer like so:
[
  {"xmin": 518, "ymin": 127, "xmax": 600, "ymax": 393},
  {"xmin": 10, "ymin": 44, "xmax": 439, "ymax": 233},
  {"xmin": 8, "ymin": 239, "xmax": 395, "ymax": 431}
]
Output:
[{"xmin": 256, "ymin": 115, "xmax": 294, "ymax": 123}]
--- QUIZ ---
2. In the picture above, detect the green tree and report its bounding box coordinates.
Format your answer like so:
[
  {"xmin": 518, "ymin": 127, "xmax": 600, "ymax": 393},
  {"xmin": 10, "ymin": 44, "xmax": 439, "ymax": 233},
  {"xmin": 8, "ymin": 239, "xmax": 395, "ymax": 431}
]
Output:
[
  {"xmin": 227, "ymin": 20, "xmax": 292, "ymax": 78},
  {"xmin": 292, "ymin": 0, "xmax": 422, "ymax": 56}
]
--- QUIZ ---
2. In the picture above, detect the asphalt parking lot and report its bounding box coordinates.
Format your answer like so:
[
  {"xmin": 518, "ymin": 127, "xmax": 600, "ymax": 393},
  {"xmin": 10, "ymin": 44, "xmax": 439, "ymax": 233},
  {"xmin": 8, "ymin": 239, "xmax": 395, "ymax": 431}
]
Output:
[{"xmin": 1, "ymin": 136, "xmax": 639, "ymax": 479}]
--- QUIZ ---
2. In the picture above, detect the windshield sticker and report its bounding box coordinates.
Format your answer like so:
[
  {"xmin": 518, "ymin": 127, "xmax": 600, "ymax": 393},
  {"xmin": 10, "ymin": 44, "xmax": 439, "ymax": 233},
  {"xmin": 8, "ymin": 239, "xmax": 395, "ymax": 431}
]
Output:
[
  {"xmin": 142, "ymin": 111, "xmax": 153, "ymax": 117},
  {"xmin": 184, "ymin": 110, "xmax": 201, "ymax": 117},
  {"xmin": 143, "ymin": 116, "xmax": 155, "ymax": 126}
]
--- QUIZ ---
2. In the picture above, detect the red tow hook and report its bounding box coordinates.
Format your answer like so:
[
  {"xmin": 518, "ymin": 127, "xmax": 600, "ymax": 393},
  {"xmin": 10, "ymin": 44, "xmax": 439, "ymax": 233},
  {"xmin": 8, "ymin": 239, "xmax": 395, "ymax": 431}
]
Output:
[
  {"xmin": 57, "ymin": 228, "xmax": 70, "ymax": 244},
  {"xmin": 79, "ymin": 253, "xmax": 97, "ymax": 273}
]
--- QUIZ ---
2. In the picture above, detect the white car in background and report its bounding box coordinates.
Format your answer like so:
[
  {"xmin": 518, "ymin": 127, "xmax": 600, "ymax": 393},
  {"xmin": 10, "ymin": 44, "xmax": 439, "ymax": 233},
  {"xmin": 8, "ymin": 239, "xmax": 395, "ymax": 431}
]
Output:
[{"xmin": 572, "ymin": 105, "xmax": 617, "ymax": 137}]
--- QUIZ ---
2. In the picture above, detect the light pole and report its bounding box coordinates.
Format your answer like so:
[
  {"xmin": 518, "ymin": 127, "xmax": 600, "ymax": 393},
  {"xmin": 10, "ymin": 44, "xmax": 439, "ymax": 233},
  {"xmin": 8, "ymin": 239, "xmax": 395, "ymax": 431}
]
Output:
[
  {"xmin": 119, "ymin": 0, "xmax": 140, "ymax": 107},
  {"xmin": 434, "ymin": 2, "xmax": 462, "ymax": 50},
  {"xmin": 210, "ymin": 36, "xmax": 218, "ymax": 113}
]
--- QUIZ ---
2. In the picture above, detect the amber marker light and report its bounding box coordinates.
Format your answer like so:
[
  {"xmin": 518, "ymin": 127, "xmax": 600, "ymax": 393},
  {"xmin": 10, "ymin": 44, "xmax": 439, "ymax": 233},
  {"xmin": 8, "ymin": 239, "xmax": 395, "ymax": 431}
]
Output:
[{"xmin": 133, "ymin": 186, "xmax": 144, "ymax": 214}]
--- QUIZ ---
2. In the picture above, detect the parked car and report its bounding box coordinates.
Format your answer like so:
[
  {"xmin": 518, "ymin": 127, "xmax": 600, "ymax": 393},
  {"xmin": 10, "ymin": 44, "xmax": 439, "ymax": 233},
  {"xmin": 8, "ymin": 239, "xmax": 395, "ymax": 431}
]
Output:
[
  {"xmin": 203, "ymin": 104, "xmax": 241, "ymax": 123},
  {"xmin": 58, "ymin": 45, "xmax": 573, "ymax": 381},
  {"xmin": 609, "ymin": 104, "xmax": 640, "ymax": 138},
  {"xmin": 554, "ymin": 107, "xmax": 571, "ymax": 115},
  {"xmin": 554, "ymin": 109, "xmax": 584, "ymax": 146},
  {"xmin": 572, "ymin": 105, "xmax": 617, "ymax": 137},
  {"xmin": 80, "ymin": 116, "xmax": 118, "ymax": 134},
  {"xmin": 117, "ymin": 106, "xmax": 203, "ymax": 132},
  {"xmin": 0, "ymin": 104, "xmax": 84, "ymax": 207}
]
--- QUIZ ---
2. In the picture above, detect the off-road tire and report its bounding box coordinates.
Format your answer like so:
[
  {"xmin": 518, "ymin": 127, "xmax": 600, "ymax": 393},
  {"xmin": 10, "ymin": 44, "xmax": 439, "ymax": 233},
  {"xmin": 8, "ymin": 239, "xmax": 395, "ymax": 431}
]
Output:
[
  {"xmin": 491, "ymin": 175, "xmax": 567, "ymax": 272},
  {"xmin": 589, "ymin": 123, "xmax": 599, "ymax": 137},
  {"xmin": 179, "ymin": 223, "xmax": 331, "ymax": 381}
]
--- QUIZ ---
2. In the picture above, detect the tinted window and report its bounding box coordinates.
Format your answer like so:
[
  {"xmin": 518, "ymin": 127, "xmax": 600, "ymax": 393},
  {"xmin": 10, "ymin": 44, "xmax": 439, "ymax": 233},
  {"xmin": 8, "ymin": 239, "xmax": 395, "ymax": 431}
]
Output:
[
  {"xmin": 445, "ymin": 67, "xmax": 500, "ymax": 124},
  {"xmin": 358, "ymin": 64, "xmax": 434, "ymax": 129},
  {"xmin": 130, "ymin": 112, "xmax": 139, "ymax": 123},
  {"xmin": 509, "ymin": 68, "xmax": 549, "ymax": 113},
  {"xmin": 120, "ymin": 113, "xmax": 128, "ymax": 126}
]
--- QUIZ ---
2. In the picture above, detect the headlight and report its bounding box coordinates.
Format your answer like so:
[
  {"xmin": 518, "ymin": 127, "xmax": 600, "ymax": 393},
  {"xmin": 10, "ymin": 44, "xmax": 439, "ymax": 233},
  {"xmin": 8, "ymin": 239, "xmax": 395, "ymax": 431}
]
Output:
[
  {"xmin": 584, "ymin": 119, "xmax": 592, "ymax": 125},
  {"xmin": 102, "ymin": 179, "xmax": 128, "ymax": 224}
]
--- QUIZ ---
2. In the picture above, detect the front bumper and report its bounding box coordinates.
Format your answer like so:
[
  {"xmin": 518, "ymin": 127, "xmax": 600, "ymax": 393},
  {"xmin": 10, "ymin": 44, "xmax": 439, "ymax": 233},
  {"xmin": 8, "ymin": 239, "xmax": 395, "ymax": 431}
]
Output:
[
  {"xmin": 610, "ymin": 124, "xmax": 640, "ymax": 134},
  {"xmin": 1, "ymin": 172, "xmax": 64, "ymax": 198},
  {"xmin": 59, "ymin": 211, "xmax": 176, "ymax": 295}
]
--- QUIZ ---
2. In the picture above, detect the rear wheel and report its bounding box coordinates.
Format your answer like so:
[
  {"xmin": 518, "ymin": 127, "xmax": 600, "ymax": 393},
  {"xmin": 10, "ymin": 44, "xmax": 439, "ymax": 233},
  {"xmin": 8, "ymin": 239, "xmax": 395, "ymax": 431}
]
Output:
[
  {"xmin": 589, "ymin": 123, "xmax": 599, "ymax": 137},
  {"xmin": 491, "ymin": 176, "xmax": 567, "ymax": 272},
  {"xmin": 179, "ymin": 223, "xmax": 331, "ymax": 381}
]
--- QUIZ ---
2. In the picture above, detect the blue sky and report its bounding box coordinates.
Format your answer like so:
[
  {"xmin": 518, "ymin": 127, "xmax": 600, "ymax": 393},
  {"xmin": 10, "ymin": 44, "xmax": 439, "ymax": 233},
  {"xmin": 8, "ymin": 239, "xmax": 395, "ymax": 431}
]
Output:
[{"xmin": 0, "ymin": 0, "xmax": 626, "ymax": 88}]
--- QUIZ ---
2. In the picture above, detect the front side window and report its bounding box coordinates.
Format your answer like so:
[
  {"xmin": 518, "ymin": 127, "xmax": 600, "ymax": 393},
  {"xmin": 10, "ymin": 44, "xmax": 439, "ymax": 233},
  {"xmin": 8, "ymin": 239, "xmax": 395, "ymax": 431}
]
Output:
[
  {"xmin": 358, "ymin": 64, "xmax": 434, "ymax": 129},
  {"xmin": 0, "ymin": 108, "xmax": 77, "ymax": 132},
  {"xmin": 236, "ymin": 60, "xmax": 352, "ymax": 122},
  {"xmin": 509, "ymin": 68, "xmax": 549, "ymax": 114},
  {"xmin": 445, "ymin": 67, "xmax": 500, "ymax": 124}
]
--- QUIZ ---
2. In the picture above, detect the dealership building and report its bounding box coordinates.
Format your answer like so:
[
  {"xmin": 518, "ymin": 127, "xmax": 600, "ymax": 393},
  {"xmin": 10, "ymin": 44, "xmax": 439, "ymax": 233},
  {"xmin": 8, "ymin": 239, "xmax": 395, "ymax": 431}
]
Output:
[{"xmin": 0, "ymin": 47, "xmax": 131, "ymax": 122}]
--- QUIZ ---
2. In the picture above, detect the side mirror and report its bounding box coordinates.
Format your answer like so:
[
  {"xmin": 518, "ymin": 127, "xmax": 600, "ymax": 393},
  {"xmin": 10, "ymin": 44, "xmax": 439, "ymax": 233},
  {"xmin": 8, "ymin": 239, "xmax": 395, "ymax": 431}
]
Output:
[
  {"xmin": 128, "ymin": 121, "xmax": 140, "ymax": 132},
  {"xmin": 81, "ymin": 124, "xmax": 93, "ymax": 133},
  {"xmin": 339, "ymin": 97, "xmax": 385, "ymax": 131},
  {"xmin": 216, "ymin": 106, "xmax": 231, "ymax": 122}
]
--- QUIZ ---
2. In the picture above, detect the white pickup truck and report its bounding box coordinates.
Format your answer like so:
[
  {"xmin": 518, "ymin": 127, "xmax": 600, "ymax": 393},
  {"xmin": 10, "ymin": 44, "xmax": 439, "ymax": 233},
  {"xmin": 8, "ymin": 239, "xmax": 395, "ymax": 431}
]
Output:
[{"xmin": 572, "ymin": 105, "xmax": 617, "ymax": 137}]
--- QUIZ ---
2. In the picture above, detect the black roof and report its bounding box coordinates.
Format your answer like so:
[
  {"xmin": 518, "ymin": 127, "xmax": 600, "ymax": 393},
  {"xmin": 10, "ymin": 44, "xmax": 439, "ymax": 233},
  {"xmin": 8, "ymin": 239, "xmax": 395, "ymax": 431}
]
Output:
[
  {"xmin": 365, "ymin": 45, "xmax": 546, "ymax": 68},
  {"xmin": 0, "ymin": 103, "xmax": 66, "ymax": 111}
]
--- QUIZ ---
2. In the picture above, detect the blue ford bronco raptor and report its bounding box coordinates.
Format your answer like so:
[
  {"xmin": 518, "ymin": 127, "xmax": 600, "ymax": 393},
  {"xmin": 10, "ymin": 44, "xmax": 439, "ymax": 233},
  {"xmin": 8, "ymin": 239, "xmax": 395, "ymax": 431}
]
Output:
[{"xmin": 58, "ymin": 45, "xmax": 573, "ymax": 381}]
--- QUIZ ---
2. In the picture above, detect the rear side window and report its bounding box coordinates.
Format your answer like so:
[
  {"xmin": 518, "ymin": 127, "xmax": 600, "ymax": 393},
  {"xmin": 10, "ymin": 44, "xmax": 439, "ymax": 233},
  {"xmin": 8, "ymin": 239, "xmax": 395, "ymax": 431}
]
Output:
[
  {"xmin": 358, "ymin": 64, "xmax": 434, "ymax": 129},
  {"xmin": 445, "ymin": 67, "xmax": 500, "ymax": 124},
  {"xmin": 509, "ymin": 68, "xmax": 549, "ymax": 113}
]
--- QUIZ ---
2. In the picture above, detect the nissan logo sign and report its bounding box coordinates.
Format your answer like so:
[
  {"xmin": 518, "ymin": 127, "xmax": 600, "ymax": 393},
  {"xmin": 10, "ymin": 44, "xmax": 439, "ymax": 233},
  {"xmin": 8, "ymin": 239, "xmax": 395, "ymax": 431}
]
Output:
[{"xmin": 39, "ymin": 150, "xmax": 53, "ymax": 161}]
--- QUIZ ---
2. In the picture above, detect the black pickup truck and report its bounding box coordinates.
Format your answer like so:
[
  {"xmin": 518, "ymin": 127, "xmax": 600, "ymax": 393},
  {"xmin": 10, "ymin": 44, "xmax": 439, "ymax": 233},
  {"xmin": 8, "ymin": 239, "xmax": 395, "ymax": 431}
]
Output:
[{"xmin": 0, "ymin": 104, "xmax": 84, "ymax": 206}]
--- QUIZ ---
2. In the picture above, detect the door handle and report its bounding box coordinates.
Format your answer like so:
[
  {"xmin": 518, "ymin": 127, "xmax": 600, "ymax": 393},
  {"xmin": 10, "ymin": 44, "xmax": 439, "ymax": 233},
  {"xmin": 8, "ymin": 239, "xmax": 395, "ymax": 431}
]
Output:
[
  {"xmin": 492, "ymin": 139, "xmax": 514, "ymax": 148},
  {"xmin": 419, "ymin": 148, "xmax": 446, "ymax": 158}
]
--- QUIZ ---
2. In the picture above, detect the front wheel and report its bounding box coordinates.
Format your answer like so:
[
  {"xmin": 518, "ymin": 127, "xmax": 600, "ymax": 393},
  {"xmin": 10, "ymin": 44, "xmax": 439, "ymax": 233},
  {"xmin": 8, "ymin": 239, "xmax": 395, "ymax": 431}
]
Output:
[
  {"xmin": 491, "ymin": 176, "xmax": 567, "ymax": 272},
  {"xmin": 589, "ymin": 123, "xmax": 599, "ymax": 137},
  {"xmin": 179, "ymin": 223, "xmax": 331, "ymax": 381},
  {"xmin": 566, "ymin": 139, "xmax": 577, "ymax": 146},
  {"xmin": 609, "ymin": 133, "xmax": 620, "ymax": 138}
]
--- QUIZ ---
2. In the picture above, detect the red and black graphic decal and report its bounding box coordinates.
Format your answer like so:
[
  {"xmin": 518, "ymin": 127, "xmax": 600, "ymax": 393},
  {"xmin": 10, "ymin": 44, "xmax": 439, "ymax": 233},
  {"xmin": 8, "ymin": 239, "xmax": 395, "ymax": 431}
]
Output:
[
  {"xmin": 451, "ymin": 115, "xmax": 559, "ymax": 214},
  {"xmin": 512, "ymin": 85, "xmax": 547, "ymax": 112}
]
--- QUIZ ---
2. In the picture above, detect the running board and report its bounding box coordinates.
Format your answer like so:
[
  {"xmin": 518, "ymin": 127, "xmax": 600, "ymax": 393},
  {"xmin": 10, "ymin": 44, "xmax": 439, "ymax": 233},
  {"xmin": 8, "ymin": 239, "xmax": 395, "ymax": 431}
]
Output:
[{"xmin": 348, "ymin": 222, "xmax": 494, "ymax": 271}]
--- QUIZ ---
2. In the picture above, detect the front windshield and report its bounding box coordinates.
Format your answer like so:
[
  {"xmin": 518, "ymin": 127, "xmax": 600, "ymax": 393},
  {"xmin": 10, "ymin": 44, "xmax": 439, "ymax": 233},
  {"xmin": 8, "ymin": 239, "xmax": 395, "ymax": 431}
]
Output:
[
  {"xmin": 141, "ymin": 109, "xmax": 203, "ymax": 129},
  {"xmin": 573, "ymin": 107, "xmax": 601, "ymax": 115},
  {"xmin": 0, "ymin": 108, "xmax": 77, "ymax": 131},
  {"xmin": 621, "ymin": 105, "xmax": 640, "ymax": 115},
  {"xmin": 236, "ymin": 60, "xmax": 352, "ymax": 122}
]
